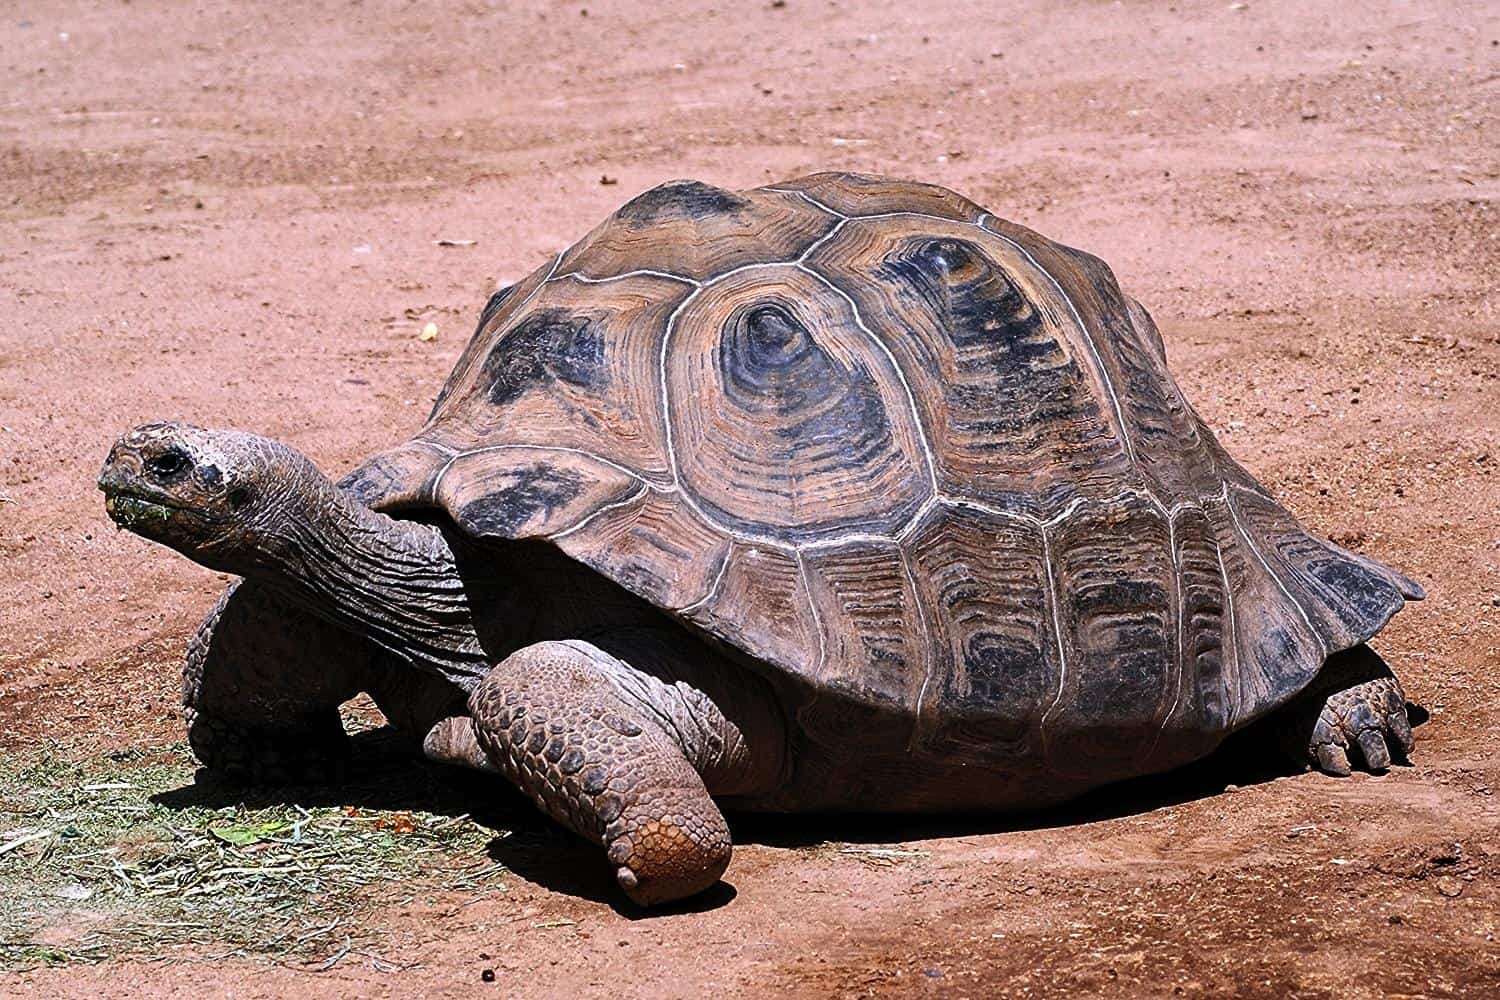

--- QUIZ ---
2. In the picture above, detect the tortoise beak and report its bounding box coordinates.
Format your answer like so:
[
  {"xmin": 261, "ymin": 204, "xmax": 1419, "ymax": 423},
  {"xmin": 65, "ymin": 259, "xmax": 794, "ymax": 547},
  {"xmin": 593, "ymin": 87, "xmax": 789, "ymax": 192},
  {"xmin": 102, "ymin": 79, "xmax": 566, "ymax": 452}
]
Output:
[
  {"xmin": 99, "ymin": 434, "xmax": 148, "ymax": 509},
  {"xmin": 99, "ymin": 438, "xmax": 139, "ymax": 494}
]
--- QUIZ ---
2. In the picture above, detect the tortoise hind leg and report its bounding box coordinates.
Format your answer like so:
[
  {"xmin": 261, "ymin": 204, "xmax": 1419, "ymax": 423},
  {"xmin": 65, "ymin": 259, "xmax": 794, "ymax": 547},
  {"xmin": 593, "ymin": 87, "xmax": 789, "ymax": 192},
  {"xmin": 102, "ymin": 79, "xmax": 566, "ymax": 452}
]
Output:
[
  {"xmin": 461, "ymin": 637, "xmax": 784, "ymax": 906},
  {"xmin": 1272, "ymin": 644, "xmax": 1414, "ymax": 777},
  {"xmin": 184, "ymin": 580, "xmax": 372, "ymax": 782}
]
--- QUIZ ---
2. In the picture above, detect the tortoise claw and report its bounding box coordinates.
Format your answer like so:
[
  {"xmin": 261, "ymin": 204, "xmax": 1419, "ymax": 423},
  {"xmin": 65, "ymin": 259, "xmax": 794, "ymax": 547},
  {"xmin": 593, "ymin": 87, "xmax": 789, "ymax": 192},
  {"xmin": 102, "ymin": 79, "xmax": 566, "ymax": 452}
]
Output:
[
  {"xmin": 1284, "ymin": 652, "xmax": 1413, "ymax": 778},
  {"xmin": 1355, "ymin": 729, "xmax": 1391, "ymax": 771},
  {"xmin": 1314, "ymin": 743, "xmax": 1353, "ymax": 777},
  {"xmin": 1387, "ymin": 709, "xmax": 1415, "ymax": 757}
]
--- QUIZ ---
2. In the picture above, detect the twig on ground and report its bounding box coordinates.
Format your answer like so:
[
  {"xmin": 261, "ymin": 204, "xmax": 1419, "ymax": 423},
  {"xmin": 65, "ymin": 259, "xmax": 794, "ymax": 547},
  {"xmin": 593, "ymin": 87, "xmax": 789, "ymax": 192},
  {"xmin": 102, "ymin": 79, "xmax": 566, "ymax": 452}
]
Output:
[{"xmin": 311, "ymin": 937, "xmax": 352, "ymax": 972}]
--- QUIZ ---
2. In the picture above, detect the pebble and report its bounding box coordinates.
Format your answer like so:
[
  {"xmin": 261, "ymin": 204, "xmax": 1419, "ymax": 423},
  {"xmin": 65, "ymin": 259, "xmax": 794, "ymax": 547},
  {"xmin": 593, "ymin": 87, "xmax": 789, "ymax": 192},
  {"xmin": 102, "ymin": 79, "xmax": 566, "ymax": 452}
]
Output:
[{"xmin": 1435, "ymin": 876, "xmax": 1464, "ymax": 898}]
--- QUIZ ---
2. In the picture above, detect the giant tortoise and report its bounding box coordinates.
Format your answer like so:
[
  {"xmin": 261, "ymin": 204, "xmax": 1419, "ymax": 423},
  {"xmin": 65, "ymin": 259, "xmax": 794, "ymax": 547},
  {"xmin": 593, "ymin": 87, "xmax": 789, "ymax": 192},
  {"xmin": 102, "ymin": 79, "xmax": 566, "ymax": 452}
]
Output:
[{"xmin": 99, "ymin": 172, "xmax": 1422, "ymax": 906}]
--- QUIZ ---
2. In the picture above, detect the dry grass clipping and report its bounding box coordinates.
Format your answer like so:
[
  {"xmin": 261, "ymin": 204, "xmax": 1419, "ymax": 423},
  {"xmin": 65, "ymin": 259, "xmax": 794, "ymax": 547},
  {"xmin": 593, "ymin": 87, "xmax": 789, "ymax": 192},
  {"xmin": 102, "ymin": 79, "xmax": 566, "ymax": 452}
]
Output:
[{"xmin": 0, "ymin": 734, "xmax": 506, "ymax": 971}]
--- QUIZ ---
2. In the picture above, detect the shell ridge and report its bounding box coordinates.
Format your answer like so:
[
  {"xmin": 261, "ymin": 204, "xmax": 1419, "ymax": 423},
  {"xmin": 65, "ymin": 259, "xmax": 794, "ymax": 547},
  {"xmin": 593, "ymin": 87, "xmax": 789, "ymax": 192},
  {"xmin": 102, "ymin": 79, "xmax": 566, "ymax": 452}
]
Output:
[
  {"xmin": 555, "ymin": 268, "xmax": 700, "ymax": 287},
  {"xmin": 903, "ymin": 548, "xmax": 938, "ymax": 750},
  {"xmin": 1212, "ymin": 534, "xmax": 1244, "ymax": 726},
  {"xmin": 1142, "ymin": 507, "xmax": 1186, "ymax": 763},
  {"xmin": 678, "ymin": 546, "xmax": 732, "ymax": 614},
  {"xmin": 1036, "ymin": 523, "xmax": 1071, "ymax": 768},
  {"xmin": 547, "ymin": 482, "xmax": 650, "ymax": 542},
  {"xmin": 796, "ymin": 550, "xmax": 828, "ymax": 678}
]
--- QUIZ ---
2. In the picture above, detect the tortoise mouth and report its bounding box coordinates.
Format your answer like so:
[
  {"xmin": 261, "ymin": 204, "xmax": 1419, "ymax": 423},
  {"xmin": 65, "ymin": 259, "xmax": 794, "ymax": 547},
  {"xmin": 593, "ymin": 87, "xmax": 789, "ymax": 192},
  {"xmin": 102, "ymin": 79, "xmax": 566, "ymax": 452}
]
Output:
[{"xmin": 100, "ymin": 485, "xmax": 205, "ymax": 533}]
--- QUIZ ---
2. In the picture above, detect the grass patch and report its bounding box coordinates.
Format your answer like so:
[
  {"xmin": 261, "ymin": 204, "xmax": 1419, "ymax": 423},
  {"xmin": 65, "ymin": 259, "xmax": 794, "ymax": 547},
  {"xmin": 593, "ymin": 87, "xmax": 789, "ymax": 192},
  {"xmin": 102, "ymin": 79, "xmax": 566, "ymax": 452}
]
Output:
[{"xmin": 0, "ymin": 732, "xmax": 510, "ymax": 971}]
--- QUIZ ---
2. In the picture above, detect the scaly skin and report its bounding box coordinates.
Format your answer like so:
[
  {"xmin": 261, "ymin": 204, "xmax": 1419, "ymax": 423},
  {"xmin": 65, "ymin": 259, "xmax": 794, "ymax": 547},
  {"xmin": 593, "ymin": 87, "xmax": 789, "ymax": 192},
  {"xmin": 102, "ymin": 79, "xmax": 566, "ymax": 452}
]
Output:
[
  {"xmin": 1278, "ymin": 645, "xmax": 1414, "ymax": 776},
  {"xmin": 183, "ymin": 580, "xmax": 364, "ymax": 782},
  {"xmin": 184, "ymin": 579, "xmax": 467, "ymax": 782},
  {"xmin": 466, "ymin": 640, "xmax": 735, "ymax": 906}
]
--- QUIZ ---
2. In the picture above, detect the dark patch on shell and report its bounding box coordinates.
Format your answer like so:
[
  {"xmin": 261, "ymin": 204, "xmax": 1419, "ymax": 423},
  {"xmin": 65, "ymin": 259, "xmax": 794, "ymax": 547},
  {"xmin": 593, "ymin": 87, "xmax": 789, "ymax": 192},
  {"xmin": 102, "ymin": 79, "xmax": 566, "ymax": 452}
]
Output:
[
  {"xmin": 881, "ymin": 237, "xmax": 1040, "ymax": 348},
  {"xmin": 615, "ymin": 180, "xmax": 749, "ymax": 225},
  {"xmin": 476, "ymin": 283, "xmax": 517, "ymax": 331},
  {"xmin": 483, "ymin": 308, "xmax": 607, "ymax": 406},
  {"xmin": 457, "ymin": 463, "xmax": 586, "ymax": 536},
  {"xmin": 1305, "ymin": 552, "xmax": 1403, "ymax": 625},
  {"xmin": 717, "ymin": 304, "xmax": 894, "ymax": 454}
]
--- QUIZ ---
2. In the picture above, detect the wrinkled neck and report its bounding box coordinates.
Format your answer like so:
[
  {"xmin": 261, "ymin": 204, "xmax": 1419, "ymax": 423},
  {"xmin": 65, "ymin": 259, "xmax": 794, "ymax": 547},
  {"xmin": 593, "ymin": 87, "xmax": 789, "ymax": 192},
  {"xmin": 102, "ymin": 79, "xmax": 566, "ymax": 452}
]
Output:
[{"xmin": 246, "ymin": 480, "xmax": 496, "ymax": 687}]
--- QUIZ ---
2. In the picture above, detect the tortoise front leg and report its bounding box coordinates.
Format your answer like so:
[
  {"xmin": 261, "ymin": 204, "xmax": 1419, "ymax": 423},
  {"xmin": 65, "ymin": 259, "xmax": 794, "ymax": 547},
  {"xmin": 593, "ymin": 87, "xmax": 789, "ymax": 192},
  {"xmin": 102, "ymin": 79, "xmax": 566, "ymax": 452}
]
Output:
[
  {"xmin": 453, "ymin": 637, "xmax": 783, "ymax": 906},
  {"xmin": 183, "ymin": 580, "xmax": 372, "ymax": 782}
]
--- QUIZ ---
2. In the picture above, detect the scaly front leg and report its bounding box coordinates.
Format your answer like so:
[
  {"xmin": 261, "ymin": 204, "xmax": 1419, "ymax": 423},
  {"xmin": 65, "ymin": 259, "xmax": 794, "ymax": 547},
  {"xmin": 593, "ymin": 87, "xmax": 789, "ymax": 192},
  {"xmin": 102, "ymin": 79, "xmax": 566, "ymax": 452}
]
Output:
[
  {"xmin": 436, "ymin": 635, "xmax": 784, "ymax": 906},
  {"xmin": 183, "ymin": 580, "xmax": 371, "ymax": 781}
]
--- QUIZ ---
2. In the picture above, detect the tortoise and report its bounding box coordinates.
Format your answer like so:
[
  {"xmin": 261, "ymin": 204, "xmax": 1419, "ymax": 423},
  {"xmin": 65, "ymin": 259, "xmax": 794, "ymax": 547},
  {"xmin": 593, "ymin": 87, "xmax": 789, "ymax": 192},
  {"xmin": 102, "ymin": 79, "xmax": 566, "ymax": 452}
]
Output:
[{"xmin": 99, "ymin": 172, "xmax": 1423, "ymax": 906}]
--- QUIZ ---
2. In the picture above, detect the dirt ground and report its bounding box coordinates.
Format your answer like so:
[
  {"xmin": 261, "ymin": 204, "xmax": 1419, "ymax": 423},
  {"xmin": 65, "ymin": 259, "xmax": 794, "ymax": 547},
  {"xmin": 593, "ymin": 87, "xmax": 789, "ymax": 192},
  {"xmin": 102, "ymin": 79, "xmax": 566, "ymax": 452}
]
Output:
[{"xmin": 2, "ymin": 0, "xmax": 1498, "ymax": 996}]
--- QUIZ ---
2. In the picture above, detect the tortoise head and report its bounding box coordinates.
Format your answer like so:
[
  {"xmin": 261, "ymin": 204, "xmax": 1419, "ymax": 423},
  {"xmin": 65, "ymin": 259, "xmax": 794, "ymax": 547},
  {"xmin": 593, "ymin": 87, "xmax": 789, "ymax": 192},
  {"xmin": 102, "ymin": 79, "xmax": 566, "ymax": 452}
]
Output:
[{"xmin": 99, "ymin": 422, "xmax": 325, "ymax": 572}]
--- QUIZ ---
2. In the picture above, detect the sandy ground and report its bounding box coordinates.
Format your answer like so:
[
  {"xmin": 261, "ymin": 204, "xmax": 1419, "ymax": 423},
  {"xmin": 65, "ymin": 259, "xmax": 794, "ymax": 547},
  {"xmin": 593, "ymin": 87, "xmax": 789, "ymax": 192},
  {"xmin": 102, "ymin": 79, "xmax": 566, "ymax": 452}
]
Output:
[{"xmin": 2, "ymin": 0, "xmax": 1498, "ymax": 996}]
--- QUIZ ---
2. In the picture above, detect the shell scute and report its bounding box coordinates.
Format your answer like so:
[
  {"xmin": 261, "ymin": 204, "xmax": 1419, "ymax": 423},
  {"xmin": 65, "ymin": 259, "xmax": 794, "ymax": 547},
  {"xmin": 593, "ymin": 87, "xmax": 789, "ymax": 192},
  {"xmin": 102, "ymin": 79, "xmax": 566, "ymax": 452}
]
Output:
[
  {"xmin": 427, "ymin": 270, "xmax": 689, "ymax": 485},
  {"xmin": 682, "ymin": 542, "xmax": 818, "ymax": 675},
  {"xmin": 1210, "ymin": 492, "xmax": 1327, "ymax": 718},
  {"xmin": 664, "ymin": 264, "xmax": 931, "ymax": 543},
  {"xmin": 1148, "ymin": 504, "xmax": 1235, "ymax": 766},
  {"xmin": 557, "ymin": 182, "xmax": 834, "ymax": 283},
  {"xmin": 765, "ymin": 171, "xmax": 985, "ymax": 223},
  {"xmin": 558, "ymin": 491, "xmax": 730, "ymax": 612},
  {"xmin": 1228, "ymin": 489, "xmax": 1408, "ymax": 651},
  {"xmin": 905, "ymin": 505, "xmax": 1055, "ymax": 764},
  {"xmin": 805, "ymin": 214, "xmax": 1132, "ymax": 506},
  {"xmin": 1041, "ymin": 498, "xmax": 1177, "ymax": 778},
  {"xmin": 799, "ymin": 540, "xmax": 928, "ymax": 711},
  {"xmin": 432, "ymin": 447, "xmax": 641, "ymax": 542}
]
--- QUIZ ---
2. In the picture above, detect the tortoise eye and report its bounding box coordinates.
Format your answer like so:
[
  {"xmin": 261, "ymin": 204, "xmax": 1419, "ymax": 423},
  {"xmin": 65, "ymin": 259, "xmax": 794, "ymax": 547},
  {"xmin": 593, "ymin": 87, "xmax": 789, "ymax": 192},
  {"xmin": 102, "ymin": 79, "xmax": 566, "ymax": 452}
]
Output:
[
  {"xmin": 741, "ymin": 304, "xmax": 811, "ymax": 366},
  {"xmin": 145, "ymin": 448, "xmax": 190, "ymax": 481}
]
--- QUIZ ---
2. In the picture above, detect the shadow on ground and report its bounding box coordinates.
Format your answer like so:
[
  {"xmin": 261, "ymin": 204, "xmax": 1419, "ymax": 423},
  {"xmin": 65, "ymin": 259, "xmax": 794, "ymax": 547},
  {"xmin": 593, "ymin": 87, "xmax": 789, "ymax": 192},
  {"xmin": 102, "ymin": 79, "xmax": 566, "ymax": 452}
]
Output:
[{"xmin": 149, "ymin": 707, "xmax": 1426, "ymax": 915}]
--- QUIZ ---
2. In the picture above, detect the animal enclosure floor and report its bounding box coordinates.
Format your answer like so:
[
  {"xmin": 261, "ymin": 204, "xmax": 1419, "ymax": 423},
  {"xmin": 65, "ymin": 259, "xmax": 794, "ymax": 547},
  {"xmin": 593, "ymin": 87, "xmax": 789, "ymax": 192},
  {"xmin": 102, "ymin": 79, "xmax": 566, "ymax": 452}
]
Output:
[{"xmin": 1, "ymin": 1, "xmax": 1497, "ymax": 996}]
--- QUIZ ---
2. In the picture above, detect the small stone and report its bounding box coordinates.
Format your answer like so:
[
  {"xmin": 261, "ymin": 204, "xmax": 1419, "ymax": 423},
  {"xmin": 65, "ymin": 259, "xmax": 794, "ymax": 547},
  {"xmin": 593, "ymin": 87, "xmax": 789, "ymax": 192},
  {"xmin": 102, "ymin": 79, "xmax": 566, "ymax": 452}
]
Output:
[
  {"xmin": 1435, "ymin": 875, "xmax": 1464, "ymax": 898},
  {"xmin": 481, "ymin": 967, "xmax": 496, "ymax": 982}
]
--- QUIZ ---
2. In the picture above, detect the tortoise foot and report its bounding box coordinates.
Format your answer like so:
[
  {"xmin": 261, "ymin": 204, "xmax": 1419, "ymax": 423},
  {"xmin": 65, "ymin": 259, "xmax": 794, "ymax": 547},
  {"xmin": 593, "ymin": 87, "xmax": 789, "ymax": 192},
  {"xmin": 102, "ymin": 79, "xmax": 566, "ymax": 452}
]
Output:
[
  {"xmin": 467, "ymin": 640, "xmax": 732, "ymax": 907},
  {"xmin": 1280, "ymin": 646, "xmax": 1415, "ymax": 777}
]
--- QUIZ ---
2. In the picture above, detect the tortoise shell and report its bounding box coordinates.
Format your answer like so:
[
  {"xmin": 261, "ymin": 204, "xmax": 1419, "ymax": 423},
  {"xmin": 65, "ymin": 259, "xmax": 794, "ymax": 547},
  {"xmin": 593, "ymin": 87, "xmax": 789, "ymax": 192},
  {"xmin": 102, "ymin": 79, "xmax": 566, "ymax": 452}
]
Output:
[{"xmin": 348, "ymin": 172, "xmax": 1421, "ymax": 780}]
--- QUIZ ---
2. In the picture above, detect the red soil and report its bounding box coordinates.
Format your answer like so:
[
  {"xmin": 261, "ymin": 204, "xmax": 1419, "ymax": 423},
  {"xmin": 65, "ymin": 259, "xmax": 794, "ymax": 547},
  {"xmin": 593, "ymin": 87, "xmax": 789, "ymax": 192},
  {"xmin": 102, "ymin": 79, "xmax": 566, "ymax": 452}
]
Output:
[{"xmin": 2, "ymin": 2, "xmax": 1496, "ymax": 996}]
